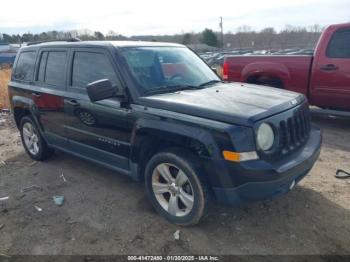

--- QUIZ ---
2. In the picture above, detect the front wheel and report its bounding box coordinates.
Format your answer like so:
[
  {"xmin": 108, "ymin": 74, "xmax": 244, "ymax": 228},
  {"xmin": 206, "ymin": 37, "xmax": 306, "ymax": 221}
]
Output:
[{"xmin": 145, "ymin": 149, "xmax": 209, "ymax": 226}]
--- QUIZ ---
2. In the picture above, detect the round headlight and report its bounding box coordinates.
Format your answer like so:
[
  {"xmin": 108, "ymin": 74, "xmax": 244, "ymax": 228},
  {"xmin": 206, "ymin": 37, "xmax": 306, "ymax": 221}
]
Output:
[{"xmin": 257, "ymin": 123, "xmax": 274, "ymax": 151}]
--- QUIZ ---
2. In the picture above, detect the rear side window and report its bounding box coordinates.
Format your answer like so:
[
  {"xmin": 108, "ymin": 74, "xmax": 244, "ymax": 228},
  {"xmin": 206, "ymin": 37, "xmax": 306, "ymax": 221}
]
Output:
[
  {"xmin": 37, "ymin": 51, "xmax": 67, "ymax": 87},
  {"xmin": 326, "ymin": 28, "xmax": 350, "ymax": 58},
  {"xmin": 72, "ymin": 52, "xmax": 119, "ymax": 88},
  {"xmin": 14, "ymin": 51, "xmax": 36, "ymax": 81},
  {"xmin": 37, "ymin": 52, "xmax": 48, "ymax": 82}
]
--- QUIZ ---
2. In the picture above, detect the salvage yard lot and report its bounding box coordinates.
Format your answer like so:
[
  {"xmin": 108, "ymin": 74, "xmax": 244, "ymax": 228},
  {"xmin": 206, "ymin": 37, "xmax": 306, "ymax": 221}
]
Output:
[{"xmin": 0, "ymin": 113, "xmax": 349, "ymax": 255}]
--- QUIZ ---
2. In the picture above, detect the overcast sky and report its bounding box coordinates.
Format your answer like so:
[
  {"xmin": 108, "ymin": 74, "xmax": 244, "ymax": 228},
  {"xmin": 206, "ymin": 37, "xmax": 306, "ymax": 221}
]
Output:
[{"xmin": 0, "ymin": 0, "xmax": 349, "ymax": 36}]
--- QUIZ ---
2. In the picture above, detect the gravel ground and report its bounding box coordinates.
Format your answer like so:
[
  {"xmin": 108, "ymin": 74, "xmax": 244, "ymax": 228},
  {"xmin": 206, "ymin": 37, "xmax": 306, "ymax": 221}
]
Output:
[{"xmin": 0, "ymin": 112, "xmax": 349, "ymax": 256}]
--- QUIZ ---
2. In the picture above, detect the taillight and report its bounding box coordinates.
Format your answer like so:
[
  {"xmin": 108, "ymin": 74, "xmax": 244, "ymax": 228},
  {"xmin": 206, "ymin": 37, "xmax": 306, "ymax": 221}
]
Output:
[{"xmin": 222, "ymin": 61, "xmax": 229, "ymax": 80}]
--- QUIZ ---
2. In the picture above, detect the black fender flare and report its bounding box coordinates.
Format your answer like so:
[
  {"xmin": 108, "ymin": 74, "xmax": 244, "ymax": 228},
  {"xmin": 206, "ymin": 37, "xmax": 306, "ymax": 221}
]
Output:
[
  {"xmin": 129, "ymin": 118, "xmax": 237, "ymax": 187},
  {"xmin": 12, "ymin": 95, "xmax": 44, "ymax": 133},
  {"xmin": 130, "ymin": 118, "xmax": 222, "ymax": 162}
]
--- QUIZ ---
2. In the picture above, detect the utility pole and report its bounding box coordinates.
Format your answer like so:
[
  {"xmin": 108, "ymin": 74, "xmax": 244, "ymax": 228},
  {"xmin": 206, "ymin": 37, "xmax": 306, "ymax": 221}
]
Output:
[{"xmin": 219, "ymin": 16, "xmax": 224, "ymax": 49}]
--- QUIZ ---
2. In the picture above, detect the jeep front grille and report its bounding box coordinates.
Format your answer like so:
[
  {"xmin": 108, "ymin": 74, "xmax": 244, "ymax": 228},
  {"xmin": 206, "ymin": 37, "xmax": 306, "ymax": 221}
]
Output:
[
  {"xmin": 279, "ymin": 105, "xmax": 311, "ymax": 155},
  {"xmin": 259, "ymin": 102, "xmax": 311, "ymax": 161}
]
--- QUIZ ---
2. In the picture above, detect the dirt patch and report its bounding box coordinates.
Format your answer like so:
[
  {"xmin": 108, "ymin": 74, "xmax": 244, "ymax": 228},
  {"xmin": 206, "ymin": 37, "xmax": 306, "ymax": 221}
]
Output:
[
  {"xmin": 0, "ymin": 113, "xmax": 349, "ymax": 255},
  {"xmin": 0, "ymin": 113, "xmax": 21, "ymax": 163}
]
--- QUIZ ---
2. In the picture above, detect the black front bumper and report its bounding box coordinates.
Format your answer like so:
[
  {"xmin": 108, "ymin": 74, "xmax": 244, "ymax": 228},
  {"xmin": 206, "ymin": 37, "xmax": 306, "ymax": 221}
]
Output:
[{"xmin": 210, "ymin": 126, "xmax": 322, "ymax": 205}]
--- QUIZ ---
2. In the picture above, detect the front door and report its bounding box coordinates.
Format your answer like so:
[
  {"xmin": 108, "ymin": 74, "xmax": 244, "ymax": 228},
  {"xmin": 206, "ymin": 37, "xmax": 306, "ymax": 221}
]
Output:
[
  {"xmin": 64, "ymin": 48, "xmax": 133, "ymax": 171},
  {"xmin": 310, "ymin": 27, "xmax": 350, "ymax": 110}
]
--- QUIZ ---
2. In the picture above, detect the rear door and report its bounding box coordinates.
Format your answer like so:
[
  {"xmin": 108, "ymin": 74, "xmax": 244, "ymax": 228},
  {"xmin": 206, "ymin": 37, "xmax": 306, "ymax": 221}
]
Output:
[
  {"xmin": 310, "ymin": 27, "xmax": 350, "ymax": 110},
  {"xmin": 32, "ymin": 48, "xmax": 69, "ymax": 145},
  {"xmin": 63, "ymin": 47, "xmax": 132, "ymax": 171}
]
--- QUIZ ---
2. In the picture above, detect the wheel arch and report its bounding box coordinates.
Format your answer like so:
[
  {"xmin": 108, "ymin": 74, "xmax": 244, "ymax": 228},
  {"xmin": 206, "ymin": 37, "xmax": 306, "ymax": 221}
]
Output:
[
  {"xmin": 11, "ymin": 96, "xmax": 46, "ymax": 136},
  {"xmin": 12, "ymin": 96, "xmax": 36, "ymax": 128},
  {"xmin": 241, "ymin": 62, "xmax": 291, "ymax": 88},
  {"xmin": 130, "ymin": 119, "xmax": 221, "ymax": 181}
]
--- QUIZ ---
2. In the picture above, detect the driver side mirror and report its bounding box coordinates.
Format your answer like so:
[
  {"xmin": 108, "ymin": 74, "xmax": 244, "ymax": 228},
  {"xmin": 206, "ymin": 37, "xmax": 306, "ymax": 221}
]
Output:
[{"xmin": 86, "ymin": 79, "xmax": 122, "ymax": 102}]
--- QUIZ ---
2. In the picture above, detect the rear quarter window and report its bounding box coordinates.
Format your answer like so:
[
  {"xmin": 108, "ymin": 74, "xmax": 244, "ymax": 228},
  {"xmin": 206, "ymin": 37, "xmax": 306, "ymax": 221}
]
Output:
[{"xmin": 13, "ymin": 51, "xmax": 36, "ymax": 81}]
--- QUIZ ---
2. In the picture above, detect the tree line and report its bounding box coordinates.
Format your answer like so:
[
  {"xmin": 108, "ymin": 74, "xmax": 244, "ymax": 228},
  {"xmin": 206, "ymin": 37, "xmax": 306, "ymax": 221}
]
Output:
[{"xmin": 0, "ymin": 24, "xmax": 324, "ymax": 50}]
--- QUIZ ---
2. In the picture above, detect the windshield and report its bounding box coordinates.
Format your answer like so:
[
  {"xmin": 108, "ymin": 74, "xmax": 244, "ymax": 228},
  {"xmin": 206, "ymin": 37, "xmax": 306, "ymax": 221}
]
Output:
[{"xmin": 120, "ymin": 46, "xmax": 220, "ymax": 95}]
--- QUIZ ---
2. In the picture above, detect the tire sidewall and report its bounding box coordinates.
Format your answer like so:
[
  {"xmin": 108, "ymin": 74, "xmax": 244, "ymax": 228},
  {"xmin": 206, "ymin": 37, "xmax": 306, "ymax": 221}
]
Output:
[
  {"xmin": 20, "ymin": 116, "xmax": 44, "ymax": 160},
  {"xmin": 145, "ymin": 150, "xmax": 206, "ymax": 226}
]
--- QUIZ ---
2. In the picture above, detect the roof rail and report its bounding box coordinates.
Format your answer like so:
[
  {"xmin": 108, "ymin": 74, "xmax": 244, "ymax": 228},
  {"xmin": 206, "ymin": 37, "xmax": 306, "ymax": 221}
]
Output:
[{"xmin": 26, "ymin": 38, "xmax": 81, "ymax": 46}]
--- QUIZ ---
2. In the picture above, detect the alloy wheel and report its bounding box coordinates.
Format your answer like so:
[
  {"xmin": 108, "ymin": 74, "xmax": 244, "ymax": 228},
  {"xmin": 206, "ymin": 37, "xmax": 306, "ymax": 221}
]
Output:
[
  {"xmin": 22, "ymin": 122, "xmax": 40, "ymax": 155},
  {"xmin": 151, "ymin": 163, "xmax": 194, "ymax": 217}
]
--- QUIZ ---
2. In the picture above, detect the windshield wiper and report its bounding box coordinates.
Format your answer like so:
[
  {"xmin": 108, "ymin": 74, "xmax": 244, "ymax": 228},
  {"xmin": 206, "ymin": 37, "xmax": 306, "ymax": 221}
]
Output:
[
  {"xmin": 198, "ymin": 80, "xmax": 223, "ymax": 87},
  {"xmin": 144, "ymin": 85, "xmax": 200, "ymax": 95},
  {"xmin": 144, "ymin": 81, "xmax": 223, "ymax": 95}
]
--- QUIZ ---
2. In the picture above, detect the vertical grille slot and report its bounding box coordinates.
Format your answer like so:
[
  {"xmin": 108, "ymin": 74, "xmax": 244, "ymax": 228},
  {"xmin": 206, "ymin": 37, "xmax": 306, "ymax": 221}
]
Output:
[
  {"xmin": 274, "ymin": 104, "xmax": 311, "ymax": 159},
  {"xmin": 288, "ymin": 118, "xmax": 295, "ymax": 149}
]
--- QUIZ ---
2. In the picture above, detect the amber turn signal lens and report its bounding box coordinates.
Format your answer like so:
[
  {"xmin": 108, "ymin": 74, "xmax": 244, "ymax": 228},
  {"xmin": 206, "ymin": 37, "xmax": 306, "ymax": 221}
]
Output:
[{"xmin": 222, "ymin": 150, "xmax": 240, "ymax": 162}]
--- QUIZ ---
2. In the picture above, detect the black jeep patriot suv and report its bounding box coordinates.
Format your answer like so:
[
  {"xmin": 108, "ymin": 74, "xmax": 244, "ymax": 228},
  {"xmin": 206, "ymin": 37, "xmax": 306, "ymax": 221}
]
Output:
[{"xmin": 9, "ymin": 40, "xmax": 321, "ymax": 225}]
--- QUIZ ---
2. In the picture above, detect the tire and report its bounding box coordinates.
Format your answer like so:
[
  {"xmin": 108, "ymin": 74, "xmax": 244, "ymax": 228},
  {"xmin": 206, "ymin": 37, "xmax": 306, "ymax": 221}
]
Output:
[
  {"xmin": 20, "ymin": 116, "xmax": 54, "ymax": 161},
  {"xmin": 145, "ymin": 148, "xmax": 209, "ymax": 226}
]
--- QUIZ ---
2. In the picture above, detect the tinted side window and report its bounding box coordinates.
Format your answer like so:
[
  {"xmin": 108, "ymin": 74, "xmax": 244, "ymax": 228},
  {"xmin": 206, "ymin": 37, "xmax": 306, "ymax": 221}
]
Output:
[
  {"xmin": 45, "ymin": 51, "xmax": 67, "ymax": 86},
  {"xmin": 37, "ymin": 51, "xmax": 48, "ymax": 82},
  {"xmin": 327, "ymin": 29, "xmax": 350, "ymax": 58},
  {"xmin": 72, "ymin": 52, "xmax": 118, "ymax": 88},
  {"xmin": 14, "ymin": 51, "xmax": 36, "ymax": 81}
]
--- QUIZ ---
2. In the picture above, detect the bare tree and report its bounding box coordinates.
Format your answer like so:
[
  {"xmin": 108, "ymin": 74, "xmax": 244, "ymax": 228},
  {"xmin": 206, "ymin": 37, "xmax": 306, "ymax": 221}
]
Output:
[
  {"xmin": 259, "ymin": 27, "xmax": 276, "ymax": 50},
  {"xmin": 235, "ymin": 25, "xmax": 254, "ymax": 50}
]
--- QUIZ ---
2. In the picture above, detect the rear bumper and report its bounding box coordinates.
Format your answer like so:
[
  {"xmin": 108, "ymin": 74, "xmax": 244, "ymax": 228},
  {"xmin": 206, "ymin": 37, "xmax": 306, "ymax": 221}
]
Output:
[{"xmin": 211, "ymin": 126, "xmax": 321, "ymax": 205}]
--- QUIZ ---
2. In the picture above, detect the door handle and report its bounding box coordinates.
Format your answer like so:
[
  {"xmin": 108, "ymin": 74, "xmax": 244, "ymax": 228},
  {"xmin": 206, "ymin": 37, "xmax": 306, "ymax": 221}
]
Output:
[
  {"xmin": 320, "ymin": 64, "xmax": 339, "ymax": 71},
  {"xmin": 66, "ymin": 99, "xmax": 80, "ymax": 106},
  {"xmin": 32, "ymin": 92, "xmax": 41, "ymax": 98}
]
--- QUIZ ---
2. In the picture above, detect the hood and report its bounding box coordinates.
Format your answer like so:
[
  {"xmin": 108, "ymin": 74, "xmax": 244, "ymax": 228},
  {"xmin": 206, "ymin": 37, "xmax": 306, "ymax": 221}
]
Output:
[{"xmin": 138, "ymin": 82, "xmax": 305, "ymax": 126}]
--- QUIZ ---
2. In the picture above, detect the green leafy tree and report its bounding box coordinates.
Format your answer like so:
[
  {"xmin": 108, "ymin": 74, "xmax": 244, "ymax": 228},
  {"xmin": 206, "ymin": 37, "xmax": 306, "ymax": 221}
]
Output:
[
  {"xmin": 2, "ymin": 34, "xmax": 13, "ymax": 43},
  {"xmin": 200, "ymin": 28, "xmax": 218, "ymax": 47},
  {"xmin": 21, "ymin": 33, "xmax": 34, "ymax": 43},
  {"xmin": 182, "ymin": 33, "xmax": 192, "ymax": 45}
]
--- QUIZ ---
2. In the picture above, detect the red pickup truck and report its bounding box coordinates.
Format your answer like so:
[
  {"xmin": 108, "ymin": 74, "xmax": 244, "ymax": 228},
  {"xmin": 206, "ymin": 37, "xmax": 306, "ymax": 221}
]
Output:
[{"xmin": 223, "ymin": 22, "xmax": 350, "ymax": 111}]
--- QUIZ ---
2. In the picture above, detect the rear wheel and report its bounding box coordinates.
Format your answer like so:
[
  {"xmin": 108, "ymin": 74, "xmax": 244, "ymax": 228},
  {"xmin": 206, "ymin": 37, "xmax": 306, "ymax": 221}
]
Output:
[
  {"xmin": 20, "ymin": 116, "xmax": 53, "ymax": 161},
  {"xmin": 145, "ymin": 148, "xmax": 209, "ymax": 226}
]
